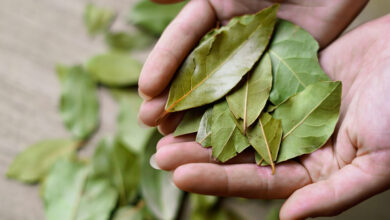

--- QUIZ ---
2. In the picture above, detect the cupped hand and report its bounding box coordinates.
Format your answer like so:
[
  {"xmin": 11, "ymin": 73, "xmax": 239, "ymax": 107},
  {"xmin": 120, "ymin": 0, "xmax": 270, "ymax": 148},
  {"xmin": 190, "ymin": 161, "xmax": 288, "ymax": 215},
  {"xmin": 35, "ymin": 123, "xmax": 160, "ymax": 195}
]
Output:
[
  {"xmin": 138, "ymin": 0, "xmax": 368, "ymax": 132},
  {"xmin": 153, "ymin": 15, "xmax": 390, "ymax": 219}
]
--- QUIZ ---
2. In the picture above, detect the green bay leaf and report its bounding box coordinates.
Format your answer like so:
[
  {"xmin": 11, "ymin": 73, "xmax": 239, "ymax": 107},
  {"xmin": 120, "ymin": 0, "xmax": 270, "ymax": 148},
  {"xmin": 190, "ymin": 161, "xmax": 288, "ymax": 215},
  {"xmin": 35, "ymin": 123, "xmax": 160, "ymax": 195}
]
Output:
[
  {"xmin": 273, "ymin": 81, "xmax": 342, "ymax": 162},
  {"xmin": 86, "ymin": 52, "xmax": 142, "ymax": 87},
  {"xmin": 173, "ymin": 108, "xmax": 205, "ymax": 137},
  {"xmin": 112, "ymin": 89, "xmax": 154, "ymax": 153},
  {"xmin": 105, "ymin": 31, "xmax": 154, "ymax": 52},
  {"xmin": 58, "ymin": 65, "xmax": 99, "ymax": 139},
  {"xmin": 211, "ymin": 101, "xmax": 250, "ymax": 162},
  {"xmin": 128, "ymin": 0, "xmax": 187, "ymax": 35},
  {"xmin": 268, "ymin": 19, "xmax": 330, "ymax": 106},
  {"xmin": 92, "ymin": 137, "xmax": 140, "ymax": 205},
  {"xmin": 6, "ymin": 139, "xmax": 78, "ymax": 183},
  {"xmin": 141, "ymin": 130, "xmax": 183, "ymax": 220},
  {"xmin": 247, "ymin": 113, "xmax": 282, "ymax": 173},
  {"xmin": 196, "ymin": 107, "xmax": 213, "ymax": 147},
  {"xmin": 44, "ymin": 157, "xmax": 118, "ymax": 220},
  {"xmin": 84, "ymin": 3, "xmax": 115, "ymax": 36},
  {"xmin": 166, "ymin": 5, "xmax": 278, "ymax": 112},
  {"xmin": 226, "ymin": 54, "xmax": 272, "ymax": 132}
]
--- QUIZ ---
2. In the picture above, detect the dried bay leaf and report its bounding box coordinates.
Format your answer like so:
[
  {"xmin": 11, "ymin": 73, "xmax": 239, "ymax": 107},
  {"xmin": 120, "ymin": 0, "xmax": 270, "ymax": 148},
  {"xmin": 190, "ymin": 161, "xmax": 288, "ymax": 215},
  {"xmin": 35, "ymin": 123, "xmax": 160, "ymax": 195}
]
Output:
[
  {"xmin": 226, "ymin": 54, "xmax": 272, "ymax": 132},
  {"xmin": 165, "ymin": 5, "xmax": 278, "ymax": 112},
  {"xmin": 44, "ymin": 157, "xmax": 118, "ymax": 220},
  {"xmin": 141, "ymin": 130, "xmax": 183, "ymax": 220},
  {"xmin": 273, "ymin": 81, "xmax": 342, "ymax": 162},
  {"xmin": 129, "ymin": 0, "xmax": 187, "ymax": 35},
  {"xmin": 92, "ymin": 137, "xmax": 140, "ymax": 205},
  {"xmin": 112, "ymin": 89, "xmax": 154, "ymax": 153},
  {"xmin": 86, "ymin": 52, "xmax": 142, "ymax": 87},
  {"xmin": 211, "ymin": 102, "xmax": 250, "ymax": 162},
  {"xmin": 84, "ymin": 3, "xmax": 115, "ymax": 36},
  {"xmin": 58, "ymin": 65, "xmax": 99, "ymax": 140},
  {"xmin": 174, "ymin": 108, "xmax": 205, "ymax": 136},
  {"xmin": 6, "ymin": 139, "xmax": 79, "ymax": 183},
  {"xmin": 247, "ymin": 113, "xmax": 282, "ymax": 173},
  {"xmin": 268, "ymin": 20, "xmax": 330, "ymax": 106},
  {"xmin": 196, "ymin": 108, "xmax": 213, "ymax": 147}
]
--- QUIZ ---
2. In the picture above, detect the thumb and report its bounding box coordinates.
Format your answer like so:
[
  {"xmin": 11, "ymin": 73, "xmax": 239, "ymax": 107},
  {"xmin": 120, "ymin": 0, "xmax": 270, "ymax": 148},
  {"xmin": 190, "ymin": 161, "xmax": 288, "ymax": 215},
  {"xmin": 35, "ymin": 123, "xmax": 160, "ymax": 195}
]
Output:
[{"xmin": 280, "ymin": 162, "xmax": 389, "ymax": 219}]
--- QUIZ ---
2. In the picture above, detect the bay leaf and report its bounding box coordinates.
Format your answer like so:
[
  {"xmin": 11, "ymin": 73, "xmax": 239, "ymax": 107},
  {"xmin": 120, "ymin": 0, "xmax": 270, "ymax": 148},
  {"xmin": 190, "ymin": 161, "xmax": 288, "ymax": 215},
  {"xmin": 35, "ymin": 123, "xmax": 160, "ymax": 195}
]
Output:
[
  {"xmin": 226, "ymin": 54, "xmax": 272, "ymax": 132},
  {"xmin": 165, "ymin": 5, "xmax": 278, "ymax": 112},
  {"xmin": 268, "ymin": 19, "xmax": 330, "ymax": 106},
  {"xmin": 173, "ymin": 108, "xmax": 205, "ymax": 137},
  {"xmin": 273, "ymin": 81, "xmax": 342, "ymax": 162},
  {"xmin": 112, "ymin": 89, "xmax": 154, "ymax": 153},
  {"xmin": 113, "ymin": 205, "xmax": 154, "ymax": 220},
  {"xmin": 92, "ymin": 137, "xmax": 140, "ymax": 205},
  {"xmin": 58, "ymin": 65, "xmax": 99, "ymax": 139},
  {"xmin": 86, "ymin": 52, "xmax": 142, "ymax": 87},
  {"xmin": 44, "ymin": 157, "xmax": 118, "ymax": 220},
  {"xmin": 141, "ymin": 130, "xmax": 183, "ymax": 220},
  {"xmin": 247, "ymin": 113, "xmax": 282, "ymax": 173},
  {"xmin": 195, "ymin": 107, "xmax": 213, "ymax": 147},
  {"xmin": 105, "ymin": 31, "xmax": 155, "ymax": 52},
  {"xmin": 6, "ymin": 139, "xmax": 78, "ymax": 183},
  {"xmin": 84, "ymin": 3, "xmax": 115, "ymax": 36},
  {"xmin": 211, "ymin": 101, "xmax": 250, "ymax": 162},
  {"xmin": 128, "ymin": 0, "xmax": 187, "ymax": 35},
  {"xmin": 190, "ymin": 194, "xmax": 218, "ymax": 220},
  {"xmin": 255, "ymin": 152, "xmax": 263, "ymax": 165}
]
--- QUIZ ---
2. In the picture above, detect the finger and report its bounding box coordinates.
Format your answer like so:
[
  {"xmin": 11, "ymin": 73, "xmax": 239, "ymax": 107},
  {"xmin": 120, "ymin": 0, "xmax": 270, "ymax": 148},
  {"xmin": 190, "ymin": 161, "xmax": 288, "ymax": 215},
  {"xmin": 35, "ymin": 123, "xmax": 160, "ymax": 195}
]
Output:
[
  {"xmin": 173, "ymin": 162, "xmax": 311, "ymax": 198},
  {"xmin": 156, "ymin": 133, "xmax": 196, "ymax": 150},
  {"xmin": 280, "ymin": 162, "xmax": 390, "ymax": 219},
  {"xmin": 157, "ymin": 112, "xmax": 184, "ymax": 135},
  {"xmin": 138, "ymin": 89, "xmax": 168, "ymax": 126},
  {"xmin": 156, "ymin": 141, "xmax": 255, "ymax": 170},
  {"xmin": 138, "ymin": 0, "xmax": 216, "ymax": 98}
]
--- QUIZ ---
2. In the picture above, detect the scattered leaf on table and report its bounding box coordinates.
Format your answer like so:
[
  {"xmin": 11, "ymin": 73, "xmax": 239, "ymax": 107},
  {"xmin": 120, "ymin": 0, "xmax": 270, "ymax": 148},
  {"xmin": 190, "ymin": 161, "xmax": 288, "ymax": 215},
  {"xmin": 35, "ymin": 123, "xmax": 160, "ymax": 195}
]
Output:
[
  {"xmin": 84, "ymin": 3, "xmax": 115, "ymax": 36},
  {"xmin": 141, "ymin": 130, "xmax": 183, "ymax": 220},
  {"xmin": 268, "ymin": 19, "xmax": 330, "ymax": 106},
  {"xmin": 211, "ymin": 101, "xmax": 250, "ymax": 162},
  {"xmin": 226, "ymin": 54, "xmax": 272, "ymax": 132},
  {"xmin": 92, "ymin": 137, "xmax": 140, "ymax": 205},
  {"xmin": 86, "ymin": 52, "xmax": 142, "ymax": 87},
  {"xmin": 105, "ymin": 31, "xmax": 155, "ymax": 52},
  {"xmin": 196, "ymin": 107, "xmax": 213, "ymax": 147},
  {"xmin": 112, "ymin": 89, "xmax": 154, "ymax": 153},
  {"xmin": 174, "ymin": 108, "xmax": 205, "ymax": 136},
  {"xmin": 6, "ymin": 139, "xmax": 79, "ymax": 183},
  {"xmin": 113, "ymin": 204, "xmax": 154, "ymax": 220},
  {"xmin": 58, "ymin": 65, "xmax": 99, "ymax": 140},
  {"xmin": 44, "ymin": 157, "xmax": 118, "ymax": 220},
  {"xmin": 273, "ymin": 81, "xmax": 342, "ymax": 162},
  {"xmin": 165, "ymin": 5, "xmax": 278, "ymax": 112},
  {"xmin": 128, "ymin": 0, "xmax": 187, "ymax": 35},
  {"xmin": 247, "ymin": 113, "xmax": 282, "ymax": 173},
  {"xmin": 190, "ymin": 194, "xmax": 219, "ymax": 220}
]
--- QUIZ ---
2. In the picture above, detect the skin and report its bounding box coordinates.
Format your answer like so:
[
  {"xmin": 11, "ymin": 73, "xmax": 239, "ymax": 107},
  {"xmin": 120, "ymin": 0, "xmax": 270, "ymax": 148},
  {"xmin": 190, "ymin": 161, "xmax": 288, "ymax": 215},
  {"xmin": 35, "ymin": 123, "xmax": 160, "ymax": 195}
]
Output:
[{"xmin": 138, "ymin": 0, "xmax": 390, "ymax": 219}]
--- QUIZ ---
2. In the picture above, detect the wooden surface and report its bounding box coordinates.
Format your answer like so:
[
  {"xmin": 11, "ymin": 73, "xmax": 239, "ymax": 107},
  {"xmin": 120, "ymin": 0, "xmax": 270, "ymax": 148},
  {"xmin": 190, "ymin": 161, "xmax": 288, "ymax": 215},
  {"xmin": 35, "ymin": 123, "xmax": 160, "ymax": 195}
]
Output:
[{"xmin": 0, "ymin": 0, "xmax": 389, "ymax": 219}]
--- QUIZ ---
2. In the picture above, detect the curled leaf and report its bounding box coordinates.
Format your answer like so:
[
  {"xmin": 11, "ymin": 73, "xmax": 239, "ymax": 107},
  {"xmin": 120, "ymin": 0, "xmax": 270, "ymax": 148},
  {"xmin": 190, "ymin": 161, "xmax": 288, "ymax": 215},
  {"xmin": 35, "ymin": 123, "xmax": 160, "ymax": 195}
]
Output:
[
  {"xmin": 196, "ymin": 107, "xmax": 213, "ymax": 147},
  {"xmin": 174, "ymin": 108, "xmax": 205, "ymax": 137}
]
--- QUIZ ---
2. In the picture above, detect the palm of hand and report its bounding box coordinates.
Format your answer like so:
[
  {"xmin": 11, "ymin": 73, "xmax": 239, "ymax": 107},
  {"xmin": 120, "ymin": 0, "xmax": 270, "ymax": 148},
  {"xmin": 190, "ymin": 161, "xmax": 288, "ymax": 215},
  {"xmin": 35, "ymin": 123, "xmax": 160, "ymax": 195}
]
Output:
[{"xmin": 153, "ymin": 13, "xmax": 390, "ymax": 220}]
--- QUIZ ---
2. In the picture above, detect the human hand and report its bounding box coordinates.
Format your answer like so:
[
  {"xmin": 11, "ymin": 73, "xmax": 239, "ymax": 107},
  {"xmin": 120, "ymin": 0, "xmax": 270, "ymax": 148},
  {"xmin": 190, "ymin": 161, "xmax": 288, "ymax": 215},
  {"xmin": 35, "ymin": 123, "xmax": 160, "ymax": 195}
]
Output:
[
  {"xmin": 153, "ymin": 15, "xmax": 390, "ymax": 219},
  {"xmin": 138, "ymin": 0, "xmax": 368, "ymax": 133}
]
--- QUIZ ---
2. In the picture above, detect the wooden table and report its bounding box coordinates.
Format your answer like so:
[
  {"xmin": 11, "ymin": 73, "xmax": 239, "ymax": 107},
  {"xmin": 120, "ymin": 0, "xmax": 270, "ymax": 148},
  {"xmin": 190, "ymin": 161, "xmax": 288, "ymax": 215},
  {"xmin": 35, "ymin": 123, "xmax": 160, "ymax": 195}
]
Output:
[{"xmin": 0, "ymin": 0, "xmax": 389, "ymax": 219}]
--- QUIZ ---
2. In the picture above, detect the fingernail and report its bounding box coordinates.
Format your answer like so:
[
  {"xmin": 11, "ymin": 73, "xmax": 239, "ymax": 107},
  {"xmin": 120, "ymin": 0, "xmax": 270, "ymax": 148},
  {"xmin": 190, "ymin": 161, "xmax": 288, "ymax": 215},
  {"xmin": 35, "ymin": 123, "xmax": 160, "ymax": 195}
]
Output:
[
  {"xmin": 137, "ymin": 114, "xmax": 151, "ymax": 129},
  {"xmin": 138, "ymin": 88, "xmax": 152, "ymax": 101},
  {"xmin": 149, "ymin": 154, "xmax": 161, "ymax": 170}
]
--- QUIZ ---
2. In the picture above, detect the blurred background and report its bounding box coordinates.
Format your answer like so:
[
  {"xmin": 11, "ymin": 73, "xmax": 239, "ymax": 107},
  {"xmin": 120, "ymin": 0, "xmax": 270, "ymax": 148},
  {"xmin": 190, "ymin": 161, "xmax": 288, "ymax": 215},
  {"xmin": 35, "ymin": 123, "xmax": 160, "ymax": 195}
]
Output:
[{"xmin": 0, "ymin": 0, "xmax": 389, "ymax": 219}]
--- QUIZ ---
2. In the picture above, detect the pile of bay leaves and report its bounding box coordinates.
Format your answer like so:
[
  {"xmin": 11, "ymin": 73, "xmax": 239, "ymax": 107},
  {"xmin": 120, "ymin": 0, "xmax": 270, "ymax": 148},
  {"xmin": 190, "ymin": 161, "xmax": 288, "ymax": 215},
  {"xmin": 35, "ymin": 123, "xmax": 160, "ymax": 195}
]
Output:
[
  {"xmin": 171, "ymin": 5, "xmax": 342, "ymax": 173},
  {"xmin": 5, "ymin": 1, "xmax": 264, "ymax": 219}
]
